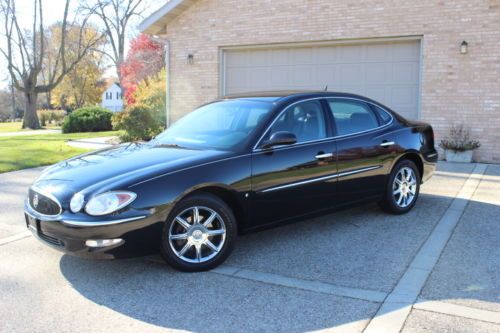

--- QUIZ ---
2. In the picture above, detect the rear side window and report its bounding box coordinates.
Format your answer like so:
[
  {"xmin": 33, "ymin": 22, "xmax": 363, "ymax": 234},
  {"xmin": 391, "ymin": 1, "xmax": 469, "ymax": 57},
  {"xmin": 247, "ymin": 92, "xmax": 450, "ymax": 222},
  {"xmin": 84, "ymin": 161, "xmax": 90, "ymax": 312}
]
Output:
[
  {"xmin": 327, "ymin": 99, "xmax": 380, "ymax": 136},
  {"xmin": 372, "ymin": 105, "xmax": 392, "ymax": 125}
]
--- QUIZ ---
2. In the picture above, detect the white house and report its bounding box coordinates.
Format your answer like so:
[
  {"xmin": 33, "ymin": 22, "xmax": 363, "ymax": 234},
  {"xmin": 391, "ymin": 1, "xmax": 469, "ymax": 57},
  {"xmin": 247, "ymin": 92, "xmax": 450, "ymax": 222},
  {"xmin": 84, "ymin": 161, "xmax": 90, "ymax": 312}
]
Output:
[{"xmin": 101, "ymin": 82, "xmax": 123, "ymax": 112}]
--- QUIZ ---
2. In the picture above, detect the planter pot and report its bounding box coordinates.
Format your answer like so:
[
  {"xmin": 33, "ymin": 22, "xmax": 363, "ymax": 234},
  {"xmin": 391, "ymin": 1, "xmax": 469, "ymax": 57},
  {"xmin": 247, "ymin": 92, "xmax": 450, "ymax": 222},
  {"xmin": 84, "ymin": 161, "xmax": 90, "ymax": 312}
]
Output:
[{"xmin": 445, "ymin": 149, "xmax": 473, "ymax": 163}]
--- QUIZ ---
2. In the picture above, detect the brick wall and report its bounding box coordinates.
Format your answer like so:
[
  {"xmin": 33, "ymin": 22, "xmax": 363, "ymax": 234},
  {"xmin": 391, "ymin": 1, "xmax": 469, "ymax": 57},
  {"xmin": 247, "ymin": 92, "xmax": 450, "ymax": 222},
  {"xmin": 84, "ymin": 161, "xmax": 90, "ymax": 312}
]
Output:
[{"xmin": 161, "ymin": 0, "xmax": 500, "ymax": 162}]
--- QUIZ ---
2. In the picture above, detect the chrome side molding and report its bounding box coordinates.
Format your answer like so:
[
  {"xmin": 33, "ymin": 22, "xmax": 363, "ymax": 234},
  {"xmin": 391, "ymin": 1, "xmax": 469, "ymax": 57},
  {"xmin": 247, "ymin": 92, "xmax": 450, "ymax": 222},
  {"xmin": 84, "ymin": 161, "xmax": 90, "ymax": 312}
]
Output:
[{"xmin": 261, "ymin": 165, "xmax": 382, "ymax": 193}]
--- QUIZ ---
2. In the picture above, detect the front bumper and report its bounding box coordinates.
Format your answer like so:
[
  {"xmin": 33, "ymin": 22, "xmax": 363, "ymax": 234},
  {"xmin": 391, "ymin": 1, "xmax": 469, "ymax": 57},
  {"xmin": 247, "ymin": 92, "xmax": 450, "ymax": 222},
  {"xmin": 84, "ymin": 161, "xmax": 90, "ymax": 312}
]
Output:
[{"xmin": 24, "ymin": 203, "xmax": 163, "ymax": 259}]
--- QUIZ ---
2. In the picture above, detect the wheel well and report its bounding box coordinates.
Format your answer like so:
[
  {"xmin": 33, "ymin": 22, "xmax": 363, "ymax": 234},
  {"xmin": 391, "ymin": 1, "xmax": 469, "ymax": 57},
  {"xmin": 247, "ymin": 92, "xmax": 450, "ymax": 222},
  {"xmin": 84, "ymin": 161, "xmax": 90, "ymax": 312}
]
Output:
[
  {"xmin": 189, "ymin": 186, "xmax": 245, "ymax": 234},
  {"xmin": 398, "ymin": 153, "xmax": 423, "ymax": 180}
]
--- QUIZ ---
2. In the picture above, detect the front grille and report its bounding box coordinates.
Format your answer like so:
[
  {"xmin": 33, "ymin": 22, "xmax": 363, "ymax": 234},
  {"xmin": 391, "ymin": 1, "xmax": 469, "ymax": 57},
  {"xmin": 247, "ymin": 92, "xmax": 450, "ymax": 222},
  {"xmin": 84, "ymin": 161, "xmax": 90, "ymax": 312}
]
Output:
[
  {"xmin": 39, "ymin": 232, "xmax": 64, "ymax": 247},
  {"xmin": 29, "ymin": 188, "xmax": 62, "ymax": 216}
]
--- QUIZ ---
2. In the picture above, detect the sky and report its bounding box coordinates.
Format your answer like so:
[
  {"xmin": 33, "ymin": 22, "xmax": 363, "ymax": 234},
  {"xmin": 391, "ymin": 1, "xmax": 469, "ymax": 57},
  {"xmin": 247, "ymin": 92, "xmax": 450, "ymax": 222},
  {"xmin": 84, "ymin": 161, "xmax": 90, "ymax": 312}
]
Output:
[{"xmin": 0, "ymin": 0, "xmax": 161, "ymax": 89}]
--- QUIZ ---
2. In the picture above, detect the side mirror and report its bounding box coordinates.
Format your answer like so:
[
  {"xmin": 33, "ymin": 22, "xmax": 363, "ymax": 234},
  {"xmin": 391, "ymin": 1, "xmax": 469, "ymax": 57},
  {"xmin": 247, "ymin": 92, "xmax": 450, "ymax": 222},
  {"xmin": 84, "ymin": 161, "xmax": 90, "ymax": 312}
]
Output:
[{"xmin": 261, "ymin": 131, "xmax": 297, "ymax": 149}]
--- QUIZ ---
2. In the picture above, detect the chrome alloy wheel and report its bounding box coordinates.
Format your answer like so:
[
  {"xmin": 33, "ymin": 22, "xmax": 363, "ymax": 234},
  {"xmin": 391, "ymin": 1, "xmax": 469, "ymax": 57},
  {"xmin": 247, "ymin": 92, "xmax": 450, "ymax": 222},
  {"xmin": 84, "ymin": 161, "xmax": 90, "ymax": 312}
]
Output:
[
  {"xmin": 168, "ymin": 206, "xmax": 226, "ymax": 263},
  {"xmin": 393, "ymin": 167, "xmax": 417, "ymax": 208}
]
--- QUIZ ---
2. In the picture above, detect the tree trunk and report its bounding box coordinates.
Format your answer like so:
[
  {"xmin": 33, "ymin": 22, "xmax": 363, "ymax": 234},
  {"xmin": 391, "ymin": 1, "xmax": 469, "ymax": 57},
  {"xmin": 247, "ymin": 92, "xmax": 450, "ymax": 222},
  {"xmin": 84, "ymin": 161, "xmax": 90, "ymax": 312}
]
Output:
[
  {"xmin": 46, "ymin": 91, "xmax": 52, "ymax": 110},
  {"xmin": 10, "ymin": 81, "xmax": 16, "ymax": 119},
  {"xmin": 22, "ymin": 91, "xmax": 41, "ymax": 129}
]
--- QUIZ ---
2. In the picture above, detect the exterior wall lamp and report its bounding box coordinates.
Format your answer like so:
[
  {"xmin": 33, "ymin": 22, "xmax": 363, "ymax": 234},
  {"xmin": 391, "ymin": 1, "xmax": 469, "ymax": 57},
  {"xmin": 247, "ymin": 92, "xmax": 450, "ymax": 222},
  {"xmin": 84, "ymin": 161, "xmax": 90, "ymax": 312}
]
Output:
[
  {"xmin": 460, "ymin": 41, "xmax": 468, "ymax": 54},
  {"xmin": 187, "ymin": 54, "xmax": 194, "ymax": 64}
]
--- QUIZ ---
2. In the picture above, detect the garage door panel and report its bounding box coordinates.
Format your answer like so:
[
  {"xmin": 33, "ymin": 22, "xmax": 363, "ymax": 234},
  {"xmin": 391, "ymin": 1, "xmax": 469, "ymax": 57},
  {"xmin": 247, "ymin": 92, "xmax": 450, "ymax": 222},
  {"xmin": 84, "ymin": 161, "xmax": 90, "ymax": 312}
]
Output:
[
  {"xmin": 392, "ymin": 62, "xmax": 418, "ymax": 83},
  {"xmin": 224, "ymin": 40, "xmax": 420, "ymax": 119},
  {"xmin": 365, "ymin": 44, "xmax": 390, "ymax": 62},
  {"xmin": 339, "ymin": 45, "xmax": 365, "ymax": 62},
  {"xmin": 340, "ymin": 64, "xmax": 363, "ymax": 85},
  {"xmin": 316, "ymin": 64, "xmax": 340, "ymax": 85},
  {"xmin": 391, "ymin": 42, "xmax": 420, "ymax": 61},
  {"xmin": 364, "ymin": 64, "xmax": 387, "ymax": 84},
  {"xmin": 249, "ymin": 68, "xmax": 270, "ymax": 89},
  {"xmin": 316, "ymin": 47, "xmax": 338, "ymax": 64},
  {"xmin": 248, "ymin": 50, "xmax": 269, "ymax": 66},
  {"xmin": 391, "ymin": 86, "xmax": 415, "ymax": 107},
  {"xmin": 269, "ymin": 67, "xmax": 291, "ymax": 87},
  {"xmin": 269, "ymin": 49, "xmax": 290, "ymax": 65},
  {"xmin": 225, "ymin": 68, "xmax": 248, "ymax": 91},
  {"xmin": 365, "ymin": 86, "xmax": 386, "ymax": 102},
  {"xmin": 290, "ymin": 48, "xmax": 315, "ymax": 65}
]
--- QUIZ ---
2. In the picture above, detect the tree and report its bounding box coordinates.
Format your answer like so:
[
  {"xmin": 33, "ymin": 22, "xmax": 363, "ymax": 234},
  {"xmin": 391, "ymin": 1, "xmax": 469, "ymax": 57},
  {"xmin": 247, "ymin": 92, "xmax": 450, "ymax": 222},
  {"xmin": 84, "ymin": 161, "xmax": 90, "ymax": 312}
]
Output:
[
  {"xmin": 86, "ymin": 0, "xmax": 145, "ymax": 84},
  {"xmin": 120, "ymin": 34, "xmax": 164, "ymax": 105},
  {"xmin": 132, "ymin": 68, "xmax": 166, "ymax": 119},
  {"xmin": 0, "ymin": 0, "xmax": 103, "ymax": 129},
  {"xmin": 50, "ymin": 26, "xmax": 106, "ymax": 110}
]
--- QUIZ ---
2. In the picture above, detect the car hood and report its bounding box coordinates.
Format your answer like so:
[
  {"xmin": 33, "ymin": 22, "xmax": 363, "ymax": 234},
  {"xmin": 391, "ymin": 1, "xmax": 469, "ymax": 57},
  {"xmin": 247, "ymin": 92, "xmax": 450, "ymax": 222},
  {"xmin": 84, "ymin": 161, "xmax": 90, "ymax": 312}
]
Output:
[{"xmin": 33, "ymin": 142, "xmax": 234, "ymax": 202}]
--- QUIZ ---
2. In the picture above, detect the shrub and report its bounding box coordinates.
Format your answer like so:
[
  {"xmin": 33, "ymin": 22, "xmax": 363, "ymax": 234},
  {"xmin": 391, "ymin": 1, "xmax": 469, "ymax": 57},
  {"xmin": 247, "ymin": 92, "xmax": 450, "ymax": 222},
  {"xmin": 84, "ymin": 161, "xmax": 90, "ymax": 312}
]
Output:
[
  {"xmin": 37, "ymin": 109, "xmax": 66, "ymax": 126},
  {"xmin": 62, "ymin": 106, "xmax": 113, "ymax": 133},
  {"xmin": 112, "ymin": 104, "xmax": 163, "ymax": 141},
  {"xmin": 439, "ymin": 124, "xmax": 480, "ymax": 152},
  {"xmin": 132, "ymin": 69, "xmax": 166, "ymax": 123}
]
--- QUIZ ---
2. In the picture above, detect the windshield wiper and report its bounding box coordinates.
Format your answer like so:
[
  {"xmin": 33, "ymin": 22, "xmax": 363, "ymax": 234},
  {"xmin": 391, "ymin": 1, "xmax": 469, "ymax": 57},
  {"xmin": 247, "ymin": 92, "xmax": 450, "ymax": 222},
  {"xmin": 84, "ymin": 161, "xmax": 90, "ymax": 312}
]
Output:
[{"xmin": 154, "ymin": 143, "xmax": 183, "ymax": 148}]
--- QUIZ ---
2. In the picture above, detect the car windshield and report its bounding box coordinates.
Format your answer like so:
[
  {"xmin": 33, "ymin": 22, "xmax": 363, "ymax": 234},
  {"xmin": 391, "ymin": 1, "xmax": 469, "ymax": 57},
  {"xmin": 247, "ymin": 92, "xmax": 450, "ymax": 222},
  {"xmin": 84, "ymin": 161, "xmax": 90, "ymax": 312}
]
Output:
[{"xmin": 154, "ymin": 100, "xmax": 274, "ymax": 150}]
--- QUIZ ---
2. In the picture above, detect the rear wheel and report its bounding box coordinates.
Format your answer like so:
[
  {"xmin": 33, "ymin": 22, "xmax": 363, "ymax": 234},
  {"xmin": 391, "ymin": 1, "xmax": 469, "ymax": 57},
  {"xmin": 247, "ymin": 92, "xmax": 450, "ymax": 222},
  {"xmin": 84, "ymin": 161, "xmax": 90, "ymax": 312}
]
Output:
[
  {"xmin": 378, "ymin": 159, "xmax": 420, "ymax": 214},
  {"xmin": 160, "ymin": 193, "xmax": 236, "ymax": 272}
]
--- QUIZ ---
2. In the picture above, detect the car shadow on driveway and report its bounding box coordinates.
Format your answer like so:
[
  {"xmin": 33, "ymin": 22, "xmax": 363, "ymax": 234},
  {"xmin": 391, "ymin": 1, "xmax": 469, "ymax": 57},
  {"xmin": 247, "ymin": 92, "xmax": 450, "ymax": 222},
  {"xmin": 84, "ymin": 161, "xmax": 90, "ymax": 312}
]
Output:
[{"xmin": 59, "ymin": 254, "xmax": 378, "ymax": 332}]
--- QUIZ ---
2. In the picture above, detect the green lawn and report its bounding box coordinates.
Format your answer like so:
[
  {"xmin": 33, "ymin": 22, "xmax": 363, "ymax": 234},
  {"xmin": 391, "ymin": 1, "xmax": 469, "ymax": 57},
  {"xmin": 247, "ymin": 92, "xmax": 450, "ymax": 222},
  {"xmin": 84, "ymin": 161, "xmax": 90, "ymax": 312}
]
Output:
[
  {"xmin": 0, "ymin": 121, "xmax": 61, "ymax": 133},
  {"xmin": 0, "ymin": 122, "xmax": 26, "ymax": 133},
  {"xmin": 0, "ymin": 131, "xmax": 121, "ymax": 173}
]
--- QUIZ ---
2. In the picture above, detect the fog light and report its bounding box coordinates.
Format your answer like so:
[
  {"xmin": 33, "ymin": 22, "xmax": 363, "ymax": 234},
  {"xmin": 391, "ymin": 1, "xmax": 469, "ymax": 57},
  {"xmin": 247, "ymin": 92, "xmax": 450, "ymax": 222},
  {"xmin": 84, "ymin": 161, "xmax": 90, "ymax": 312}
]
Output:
[{"xmin": 85, "ymin": 238, "xmax": 123, "ymax": 248}]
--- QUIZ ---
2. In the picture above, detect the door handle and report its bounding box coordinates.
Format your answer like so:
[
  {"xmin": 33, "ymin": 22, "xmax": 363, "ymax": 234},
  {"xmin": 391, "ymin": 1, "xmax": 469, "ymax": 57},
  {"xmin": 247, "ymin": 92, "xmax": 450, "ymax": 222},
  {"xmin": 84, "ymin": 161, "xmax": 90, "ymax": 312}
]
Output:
[
  {"xmin": 380, "ymin": 141, "xmax": 395, "ymax": 147},
  {"xmin": 315, "ymin": 152, "xmax": 333, "ymax": 159}
]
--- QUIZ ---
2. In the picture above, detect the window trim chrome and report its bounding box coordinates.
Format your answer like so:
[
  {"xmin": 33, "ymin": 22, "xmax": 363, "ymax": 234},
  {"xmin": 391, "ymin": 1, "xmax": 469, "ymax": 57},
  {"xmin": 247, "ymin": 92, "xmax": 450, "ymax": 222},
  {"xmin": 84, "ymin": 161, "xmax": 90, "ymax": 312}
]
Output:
[{"xmin": 252, "ymin": 96, "xmax": 394, "ymax": 152}]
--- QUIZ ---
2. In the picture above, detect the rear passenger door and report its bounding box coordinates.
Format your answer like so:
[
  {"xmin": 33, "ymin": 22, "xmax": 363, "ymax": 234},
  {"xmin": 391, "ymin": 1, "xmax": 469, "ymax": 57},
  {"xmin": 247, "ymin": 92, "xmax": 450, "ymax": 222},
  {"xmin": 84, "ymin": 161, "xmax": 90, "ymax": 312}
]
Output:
[{"xmin": 326, "ymin": 98, "xmax": 396, "ymax": 205}]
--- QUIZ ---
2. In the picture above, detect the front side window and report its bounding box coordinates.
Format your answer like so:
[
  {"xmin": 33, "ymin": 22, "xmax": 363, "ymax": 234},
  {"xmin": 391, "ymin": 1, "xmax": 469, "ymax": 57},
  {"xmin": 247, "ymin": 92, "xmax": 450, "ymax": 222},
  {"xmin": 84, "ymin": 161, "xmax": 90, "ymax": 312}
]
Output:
[
  {"xmin": 265, "ymin": 100, "xmax": 327, "ymax": 144},
  {"xmin": 155, "ymin": 100, "xmax": 274, "ymax": 150},
  {"xmin": 327, "ymin": 99, "xmax": 379, "ymax": 136}
]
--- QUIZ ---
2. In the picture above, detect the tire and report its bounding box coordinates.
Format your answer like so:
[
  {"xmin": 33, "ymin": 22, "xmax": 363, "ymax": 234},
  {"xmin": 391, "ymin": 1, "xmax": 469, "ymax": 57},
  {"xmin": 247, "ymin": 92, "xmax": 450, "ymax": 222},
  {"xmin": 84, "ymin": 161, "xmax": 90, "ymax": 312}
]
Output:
[
  {"xmin": 378, "ymin": 159, "xmax": 420, "ymax": 215},
  {"xmin": 160, "ymin": 193, "xmax": 237, "ymax": 272}
]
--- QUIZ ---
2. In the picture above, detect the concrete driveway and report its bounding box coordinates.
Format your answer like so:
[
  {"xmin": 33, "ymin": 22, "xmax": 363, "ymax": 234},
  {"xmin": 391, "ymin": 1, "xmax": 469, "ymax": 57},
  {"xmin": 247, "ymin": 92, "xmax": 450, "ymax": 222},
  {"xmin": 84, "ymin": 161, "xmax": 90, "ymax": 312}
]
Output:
[{"xmin": 0, "ymin": 162, "xmax": 498, "ymax": 332}]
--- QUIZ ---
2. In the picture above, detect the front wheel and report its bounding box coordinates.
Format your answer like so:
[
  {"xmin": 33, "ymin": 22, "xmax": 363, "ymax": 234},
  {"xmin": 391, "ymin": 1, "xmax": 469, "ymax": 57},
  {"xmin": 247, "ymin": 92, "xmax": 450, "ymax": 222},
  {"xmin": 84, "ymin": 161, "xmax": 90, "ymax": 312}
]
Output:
[
  {"xmin": 160, "ymin": 193, "xmax": 237, "ymax": 272},
  {"xmin": 378, "ymin": 159, "xmax": 420, "ymax": 215}
]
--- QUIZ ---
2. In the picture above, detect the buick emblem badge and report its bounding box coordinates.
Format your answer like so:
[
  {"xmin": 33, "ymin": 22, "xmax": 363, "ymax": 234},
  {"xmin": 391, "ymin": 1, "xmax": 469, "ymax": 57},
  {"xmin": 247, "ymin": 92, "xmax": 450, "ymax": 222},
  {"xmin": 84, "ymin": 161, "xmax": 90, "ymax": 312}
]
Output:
[{"xmin": 33, "ymin": 194, "xmax": 39, "ymax": 208}]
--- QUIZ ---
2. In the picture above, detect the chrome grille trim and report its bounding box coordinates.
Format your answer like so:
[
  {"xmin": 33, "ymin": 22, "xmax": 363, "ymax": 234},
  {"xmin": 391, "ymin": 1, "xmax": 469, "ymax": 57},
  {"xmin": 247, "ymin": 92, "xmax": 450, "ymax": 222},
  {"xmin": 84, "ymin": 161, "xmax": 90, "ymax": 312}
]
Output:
[{"xmin": 29, "ymin": 186, "xmax": 63, "ymax": 217}]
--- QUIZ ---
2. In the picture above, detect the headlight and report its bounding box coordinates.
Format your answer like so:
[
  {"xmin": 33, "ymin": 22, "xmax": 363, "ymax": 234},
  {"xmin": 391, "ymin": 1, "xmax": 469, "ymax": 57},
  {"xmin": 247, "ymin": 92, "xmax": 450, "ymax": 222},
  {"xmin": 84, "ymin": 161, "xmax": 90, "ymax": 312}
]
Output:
[
  {"xmin": 70, "ymin": 192, "xmax": 85, "ymax": 213},
  {"xmin": 85, "ymin": 191, "xmax": 137, "ymax": 216}
]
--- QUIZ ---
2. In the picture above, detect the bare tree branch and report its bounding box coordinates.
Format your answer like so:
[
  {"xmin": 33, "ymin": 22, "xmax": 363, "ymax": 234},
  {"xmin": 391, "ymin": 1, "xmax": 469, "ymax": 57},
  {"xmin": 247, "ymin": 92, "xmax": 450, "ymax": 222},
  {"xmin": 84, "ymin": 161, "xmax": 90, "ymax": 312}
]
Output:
[
  {"xmin": 83, "ymin": 0, "xmax": 144, "ymax": 82},
  {"xmin": 0, "ymin": 0, "xmax": 105, "ymax": 128}
]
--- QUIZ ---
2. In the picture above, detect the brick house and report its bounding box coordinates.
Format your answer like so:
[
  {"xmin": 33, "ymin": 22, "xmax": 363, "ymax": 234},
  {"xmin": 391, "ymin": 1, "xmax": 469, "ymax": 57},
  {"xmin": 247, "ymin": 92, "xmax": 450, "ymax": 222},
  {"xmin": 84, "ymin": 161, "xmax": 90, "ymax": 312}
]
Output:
[{"xmin": 140, "ymin": 0, "xmax": 500, "ymax": 162}]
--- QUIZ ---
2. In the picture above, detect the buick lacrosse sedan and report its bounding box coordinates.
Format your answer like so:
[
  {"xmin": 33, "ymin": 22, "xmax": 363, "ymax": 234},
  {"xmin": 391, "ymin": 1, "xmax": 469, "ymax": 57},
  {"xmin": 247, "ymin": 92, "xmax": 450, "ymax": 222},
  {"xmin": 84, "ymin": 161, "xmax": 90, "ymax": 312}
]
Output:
[{"xmin": 25, "ymin": 91, "xmax": 437, "ymax": 271}]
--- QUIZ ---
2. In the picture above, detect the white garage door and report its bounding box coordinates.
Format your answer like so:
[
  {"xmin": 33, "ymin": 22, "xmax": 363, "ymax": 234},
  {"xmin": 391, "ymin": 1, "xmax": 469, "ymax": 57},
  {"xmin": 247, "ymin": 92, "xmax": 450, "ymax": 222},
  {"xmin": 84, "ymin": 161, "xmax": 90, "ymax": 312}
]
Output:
[{"xmin": 223, "ymin": 40, "xmax": 421, "ymax": 119}]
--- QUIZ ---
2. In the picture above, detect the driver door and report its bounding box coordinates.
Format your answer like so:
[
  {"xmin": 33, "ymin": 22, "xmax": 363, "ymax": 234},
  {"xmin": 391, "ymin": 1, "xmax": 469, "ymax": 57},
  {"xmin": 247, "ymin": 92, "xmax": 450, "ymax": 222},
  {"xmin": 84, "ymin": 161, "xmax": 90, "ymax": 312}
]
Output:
[{"xmin": 250, "ymin": 99, "xmax": 338, "ymax": 229}]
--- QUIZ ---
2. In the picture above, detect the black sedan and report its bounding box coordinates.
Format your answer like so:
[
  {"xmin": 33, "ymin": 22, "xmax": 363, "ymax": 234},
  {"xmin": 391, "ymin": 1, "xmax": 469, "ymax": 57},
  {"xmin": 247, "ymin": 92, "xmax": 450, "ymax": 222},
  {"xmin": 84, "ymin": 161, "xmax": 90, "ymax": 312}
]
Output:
[{"xmin": 25, "ymin": 91, "xmax": 437, "ymax": 271}]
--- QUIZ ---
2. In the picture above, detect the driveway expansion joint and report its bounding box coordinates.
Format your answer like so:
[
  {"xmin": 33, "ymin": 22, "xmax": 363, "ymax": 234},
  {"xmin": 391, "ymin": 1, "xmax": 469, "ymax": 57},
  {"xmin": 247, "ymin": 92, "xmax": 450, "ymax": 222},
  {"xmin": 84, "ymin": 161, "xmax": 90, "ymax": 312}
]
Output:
[
  {"xmin": 0, "ymin": 231, "xmax": 31, "ymax": 246},
  {"xmin": 211, "ymin": 265, "xmax": 387, "ymax": 303},
  {"xmin": 363, "ymin": 163, "xmax": 488, "ymax": 333},
  {"xmin": 414, "ymin": 299, "xmax": 500, "ymax": 325}
]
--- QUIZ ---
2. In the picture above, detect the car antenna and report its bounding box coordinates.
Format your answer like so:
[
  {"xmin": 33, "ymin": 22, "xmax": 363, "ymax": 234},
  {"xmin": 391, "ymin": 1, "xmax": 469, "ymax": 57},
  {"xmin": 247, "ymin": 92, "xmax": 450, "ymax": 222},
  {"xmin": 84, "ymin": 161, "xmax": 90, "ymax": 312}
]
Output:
[{"xmin": 324, "ymin": 85, "xmax": 328, "ymax": 91}]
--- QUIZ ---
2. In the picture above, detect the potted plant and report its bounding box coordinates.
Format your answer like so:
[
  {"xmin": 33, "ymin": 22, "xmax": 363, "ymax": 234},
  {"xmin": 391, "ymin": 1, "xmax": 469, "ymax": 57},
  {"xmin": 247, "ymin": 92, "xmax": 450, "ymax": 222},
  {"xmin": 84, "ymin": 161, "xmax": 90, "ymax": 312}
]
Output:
[{"xmin": 439, "ymin": 125, "xmax": 480, "ymax": 163}]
